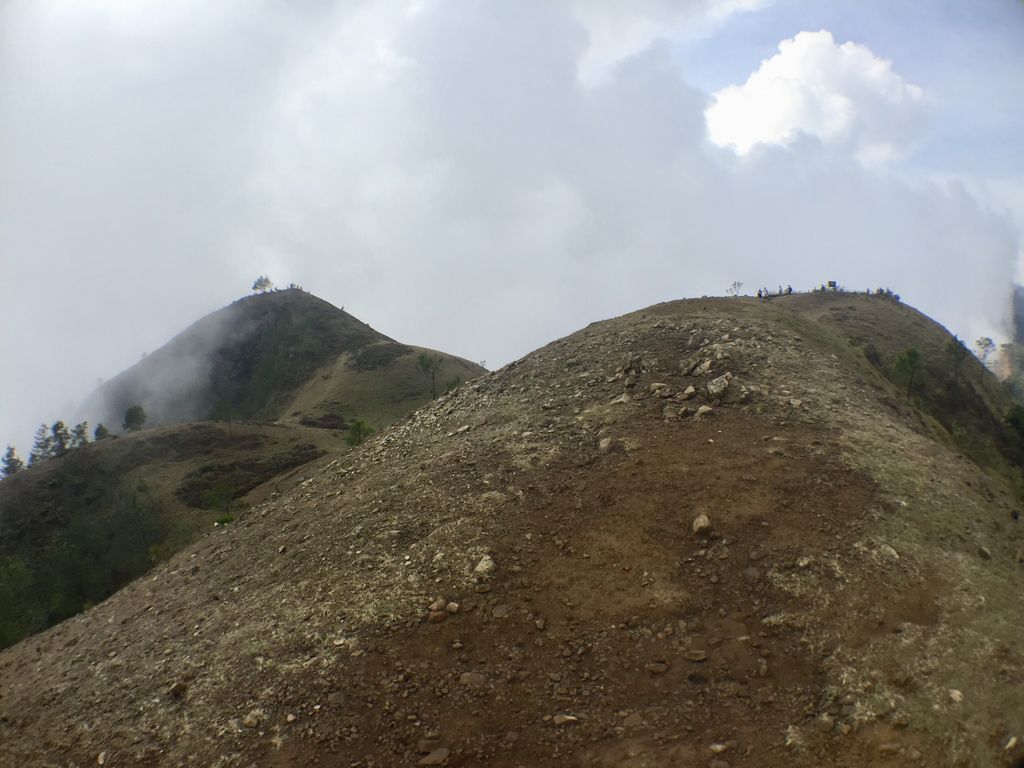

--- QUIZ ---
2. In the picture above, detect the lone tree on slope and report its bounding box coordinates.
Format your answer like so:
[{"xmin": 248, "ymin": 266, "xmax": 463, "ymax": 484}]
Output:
[
  {"xmin": 975, "ymin": 337, "xmax": 996, "ymax": 374},
  {"xmin": 892, "ymin": 348, "xmax": 924, "ymax": 398},
  {"xmin": 122, "ymin": 405, "xmax": 147, "ymax": 433},
  {"xmin": 252, "ymin": 275, "xmax": 274, "ymax": 293},
  {"xmin": 417, "ymin": 353, "xmax": 444, "ymax": 400}
]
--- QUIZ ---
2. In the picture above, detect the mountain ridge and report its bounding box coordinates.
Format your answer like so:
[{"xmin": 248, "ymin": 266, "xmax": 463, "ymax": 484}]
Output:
[{"xmin": 2, "ymin": 292, "xmax": 1022, "ymax": 767}]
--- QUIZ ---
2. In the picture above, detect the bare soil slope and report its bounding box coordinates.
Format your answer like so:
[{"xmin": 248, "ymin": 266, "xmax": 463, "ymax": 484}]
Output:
[{"xmin": 2, "ymin": 294, "xmax": 1022, "ymax": 767}]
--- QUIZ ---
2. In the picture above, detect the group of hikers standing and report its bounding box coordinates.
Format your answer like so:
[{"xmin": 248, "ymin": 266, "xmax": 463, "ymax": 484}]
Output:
[{"xmin": 757, "ymin": 285, "xmax": 793, "ymax": 299}]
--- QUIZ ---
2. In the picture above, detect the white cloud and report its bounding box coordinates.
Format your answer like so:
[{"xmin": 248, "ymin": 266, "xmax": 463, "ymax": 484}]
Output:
[
  {"xmin": 0, "ymin": 3, "xmax": 1018, "ymax": 452},
  {"xmin": 705, "ymin": 29, "xmax": 927, "ymax": 168}
]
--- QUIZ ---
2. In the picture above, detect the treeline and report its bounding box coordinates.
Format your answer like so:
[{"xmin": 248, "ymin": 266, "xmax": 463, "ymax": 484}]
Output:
[{"xmin": 2, "ymin": 405, "xmax": 147, "ymax": 479}]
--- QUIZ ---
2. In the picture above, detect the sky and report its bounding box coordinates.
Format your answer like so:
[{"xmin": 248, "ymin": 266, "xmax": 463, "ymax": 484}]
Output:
[{"xmin": 1, "ymin": 0, "xmax": 1022, "ymax": 452}]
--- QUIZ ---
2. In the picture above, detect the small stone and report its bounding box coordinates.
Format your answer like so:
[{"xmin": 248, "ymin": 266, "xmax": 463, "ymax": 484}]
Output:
[
  {"xmin": 692, "ymin": 514, "xmax": 713, "ymax": 536},
  {"xmin": 707, "ymin": 374, "xmax": 732, "ymax": 398},
  {"xmin": 445, "ymin": 602, "xmax": 459, "ymax": 614},
  {"xmin": 168, "ymin": 681, "xmax": 187, "ymax": 699},
  {"xmin": 978, "ymin": 545, "xmax": 992, "ymax": 560},
  {"xmin": 1006, "ymin": 736, "xmax": 1019, "ymax": 751},
  {"xmin": 492, "ymin": 604, "xmax": 513, "ymax": 618},
  {"xmin": 553, "ymin": 714, "xmax": 578, "ymax": 726},
  {"xmin": 456, "ymin": 425, "xmax": 470, "ymax": 434},
  {"xmin": 680, "ymin": 385, "xmax": 696, "ymax": 400},
  {"xmin": 242, "ymin": 709, "xmax": 264, "ymax": 728},
  {"xmin": 286, "ymin": 713, "xmax": 297, "ymax": 723},
  {"xmin": 429, "ymin": 597, "xmax": 447, "ymax": 612},
  {"xmin": 460, "ymin": 672, "xmax": 486, "ymax": 687},
  {"xmin": 684, "ymin": 650, "xmax": 708, "ymax": 662},
  {"xmin": 598, "ymin": 437, "xmax": 616, "ymax": 454},
  {"xmin": 797, "ymin": 556, "xmax": 812, "ymax": 568},
  {"xmin": 474, "ymin": 555, "xmax": 496, "ymax": 574},
  {"xmin": 789, "ymin": 398, "xmax": 802, "ymax": 407},
  {"xmin": 695, "ymin": 405, "xmax": 714, "ymax": 420},
  {"xmin": 418, "ymin": 747, "xmax": 450, "ymax": 766},
  {"xmin": 97, "ymin": 753, "xmax": 106, "ymax": 766},
  {"xmin": 816, "ymin": 713, "xmax": 835, "ymax": 732},
  {"xmin": 645, "ymin": 661, "xmax": 669, "ymax": 674},
  {"xmin": 623, "ymin": 712, "xmax": 643, "ymax": 727},
  {"xmin": 878, "ymin": 743, "xmax": 901, "ymax": 756},
  {"xmin": 709, "ymin": 742, "xmax": 729, "ymax": 753},
  {"xmin": 948, "ymin": 689, "xmax": 963, "ymax": 703},
  {"xmin": 277, "ymin": 545, "xmax": 286, "ymax": 554},
  {"xmin": 428, "ymin": 610, "xmax": 447, "ymax": 623}
]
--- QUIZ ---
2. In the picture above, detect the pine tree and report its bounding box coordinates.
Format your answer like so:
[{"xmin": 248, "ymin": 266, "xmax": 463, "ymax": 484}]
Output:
[
  {"xmin": 1, "ymin": 445, "xmax": 24, "ymax": 477},
  {"xmin": 50, "ymin": 421, "xmax": 72, "ymax": 457},
  {"xmin": 71, "ymin": 422, "xmax": 89, "ymax": 449},
  {"xmin": 94, "ymin": 423, "xmax": 111, "ymax": 441},
  {"xmin": 29, "ymin": 424, "xmax": 53, "ymax": 465}
]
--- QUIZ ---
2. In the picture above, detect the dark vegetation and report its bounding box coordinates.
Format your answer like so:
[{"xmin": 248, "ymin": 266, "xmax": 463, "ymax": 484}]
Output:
[
  {"xmin": 174, "ymin": 443, "xmax": 324, "ymax": 510},
  {"xmin": 344, "ymin": 419, "xmax": 374, "ymax": 447},
  {"xmin": 0, "ymin": 446, "xmax": 169, "ymax": 648},
  {"xmin": 0, "ymin": 426, "xmax": 327, "ymax": 649}
]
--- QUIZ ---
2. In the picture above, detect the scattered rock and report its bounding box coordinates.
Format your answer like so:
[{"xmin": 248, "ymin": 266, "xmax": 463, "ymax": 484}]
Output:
[
  {"xmin": 429, "ymin": 597, "xmax": 447, "ymax": 612},
  {"xmin": 598, "ymin": 437, "xmax": 617, "ymax": 454},
  {"xmin": 948, "ymin": 689, "xmax": 963, "ymax": 703},
  {"xmin": 692, "ymin": 514, "xmax": 713, "ymax": 536},
  {"xmin": 242, "ymin": 709, "xmax": 264, "ymax": 728},
  {"xmin": 460, "ymin": 672, "xmax": 486, "ymax": 687},
  {"xmin": 168, "ymin": 681, "xmax": 187, "ymax": 699},
  {"xmin": 695, "ymin": 405, "xmax": 714, "ymax": 420},
  {"xmin": 684, "ymin": 650, "xmax": 708, "ymax": 662},
  {"xmin": 474, "ymin": 555, "xmax": 496, "ymax": 574},
  {"xmin": 680, "ymin": 385, "xmax": 696, "ymax": 401},
  {"xmin": 978, "ymin": 545, "xmax": 992, "ymax": 560},
  {"xmin": 645, "ymin": 661, "xmax": 669, "ymax": 674},
  {"xmin": 492, "ymin": 604, "xmax": 513, "ymax": 618},
  {"xmin": 428, "ymin": 611, "xmax": 447, "ymax": 623},
  {"xmin": 553, "ymin": 714, "xmax": 578, "ymax": 726},
  {"xmin": 445, "ymin": 601, "xmax": 459, "ymax": 614},
  {"xmin": 707, "ymin": 374, "xmax": 732, "ymax": 398}
]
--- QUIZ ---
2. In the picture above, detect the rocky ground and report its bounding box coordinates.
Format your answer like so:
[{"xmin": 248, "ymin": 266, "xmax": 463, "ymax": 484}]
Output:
[{"xmin": 1, "ymin": 294, "xmax": 1022, "ymax": 767}]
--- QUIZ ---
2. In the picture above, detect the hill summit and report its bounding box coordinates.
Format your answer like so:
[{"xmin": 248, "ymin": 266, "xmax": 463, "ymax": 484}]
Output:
[
  {"xmin": 79, "ymin": 288, "xmax": 483, "ymax": 432},
  {"xmin": 2, "ymin": 292, "xmax": 1022, "ymax": 767}
]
